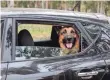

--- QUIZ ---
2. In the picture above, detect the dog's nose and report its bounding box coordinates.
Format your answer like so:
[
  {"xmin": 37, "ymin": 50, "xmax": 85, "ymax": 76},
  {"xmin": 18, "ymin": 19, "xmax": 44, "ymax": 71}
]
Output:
[{"xmin": 67, "ymin": 38, "xmax": 72, "ymax": 41}]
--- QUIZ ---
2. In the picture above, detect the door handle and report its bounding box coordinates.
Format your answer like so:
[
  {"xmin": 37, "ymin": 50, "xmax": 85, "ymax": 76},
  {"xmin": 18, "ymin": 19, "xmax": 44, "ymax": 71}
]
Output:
[{"xmin": 78, "ymin": 71, "xmax": 98, "ymax": 77}]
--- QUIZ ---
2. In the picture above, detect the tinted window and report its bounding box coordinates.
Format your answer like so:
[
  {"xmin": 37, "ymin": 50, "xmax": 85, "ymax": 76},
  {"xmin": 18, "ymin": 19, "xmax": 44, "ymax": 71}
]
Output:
[{"xmin": 81, "ymin": 22, "xmax": 100, "ymax": 39}]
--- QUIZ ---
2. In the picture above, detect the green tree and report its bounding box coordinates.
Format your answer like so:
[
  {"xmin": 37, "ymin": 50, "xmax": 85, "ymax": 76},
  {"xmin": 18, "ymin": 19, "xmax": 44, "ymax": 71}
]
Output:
[
  {"xmin": 83, "ymin": 1, "xmax": 97, "ymax": 12},
  {"xmin": 51, "ymin": 1, "xmax": 61, "ymax": 9},
  {"xmin": 1, "ymin": 1, "xmax": 8, "ymax": 7},
  {"xmin": 105, "ymin": 1, "xmax": 110, "ymax": 16}
]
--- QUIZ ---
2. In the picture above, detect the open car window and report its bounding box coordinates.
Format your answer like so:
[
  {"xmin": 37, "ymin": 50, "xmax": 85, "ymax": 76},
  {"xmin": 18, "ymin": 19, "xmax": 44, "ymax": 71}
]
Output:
[
  {"xmin": 18, "ymin": 24, "xmax": 52, "ymax": 41},
  {"xmin": 15, "ymin": 20, "xmax": 99, "ymax": 61}
]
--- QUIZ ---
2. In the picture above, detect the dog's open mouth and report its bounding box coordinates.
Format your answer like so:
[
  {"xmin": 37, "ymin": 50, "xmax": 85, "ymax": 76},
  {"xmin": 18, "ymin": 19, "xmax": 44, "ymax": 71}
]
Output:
[
  {"xmin": 63, "ymin": 37, "xmax": 76, "ymax": 49},
  {"xmin": 65, "ymin": 43, "xmax": 73, "ymax": 49}
]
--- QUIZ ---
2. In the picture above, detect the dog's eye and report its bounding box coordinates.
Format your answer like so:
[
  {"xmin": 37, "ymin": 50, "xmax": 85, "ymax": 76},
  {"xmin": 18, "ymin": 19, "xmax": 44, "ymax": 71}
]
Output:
[
  {"xmin": 71, "ymin": 30, "xmax": 75, "ymax": 33},
  {"xmin": 62, "ymin": 30, "xmax": 66, "ymax": 34}
]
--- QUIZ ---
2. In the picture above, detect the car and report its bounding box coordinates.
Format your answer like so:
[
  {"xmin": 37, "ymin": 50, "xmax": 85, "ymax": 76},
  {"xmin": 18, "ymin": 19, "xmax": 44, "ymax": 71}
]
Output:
[{"xmin": 1, "ymin": 9, "xmax": 110, "ymax": 80}]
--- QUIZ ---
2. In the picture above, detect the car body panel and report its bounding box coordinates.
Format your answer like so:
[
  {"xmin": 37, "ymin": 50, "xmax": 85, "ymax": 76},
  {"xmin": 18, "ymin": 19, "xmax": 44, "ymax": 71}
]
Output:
[
  {"xmin": 1, "ymin": 8, "xmax": 108, "ymax": 22},
  {"xmin": 6, "ymin": 51, "xmax": 107, "ymax": 80},
  {"xmin": 1, "ymin": 63, "xmax": 8, "ymax": 80},
  {"xmin": 2, "ymin": 18, "xmax": 12, "ymax": 62}
]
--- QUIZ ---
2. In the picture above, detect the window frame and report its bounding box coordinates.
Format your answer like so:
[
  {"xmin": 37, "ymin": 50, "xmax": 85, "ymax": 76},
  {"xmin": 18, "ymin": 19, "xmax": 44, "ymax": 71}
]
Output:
[
  {"xmin": 1, "ymin": 18, "xmax": 12, "ymax": 62},
  {"xmin": 13, "ymin": 17, "xmax": 82, "ymax": 60},
  {"xmin": 12, "ymin": 17, "xmax": 102, "ymax": 61},
  {"xmin": 1, "ymin": 19, "xmax": 4, "ymax": 40},
  {"xmin": 1, "ymin": 19, "xmax": 4, "ymax": 61}
]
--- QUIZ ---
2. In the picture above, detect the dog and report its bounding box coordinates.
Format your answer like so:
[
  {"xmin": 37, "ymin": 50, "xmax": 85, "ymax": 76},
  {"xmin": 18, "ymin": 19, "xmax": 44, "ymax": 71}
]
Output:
[{"xmin": 57, "ymin": 25, "xmax": 80, "ymax": 56}]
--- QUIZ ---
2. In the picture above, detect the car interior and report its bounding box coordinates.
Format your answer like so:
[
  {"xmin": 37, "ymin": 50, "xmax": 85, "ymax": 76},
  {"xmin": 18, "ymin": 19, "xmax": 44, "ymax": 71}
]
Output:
[
  {"xmin": 18, "ymin": 25, "xmax": 59, "ymax": 47},
  {"xmin": 16, "ymin": 22, "xmax": 89, "ymax": 53}
]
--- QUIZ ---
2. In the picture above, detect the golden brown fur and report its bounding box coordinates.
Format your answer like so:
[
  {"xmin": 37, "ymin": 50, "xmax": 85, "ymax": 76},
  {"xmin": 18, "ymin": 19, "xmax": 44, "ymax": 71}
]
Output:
[{"xmin": 58, "ymin": 26, "xmax": 79, "ymax": 56}]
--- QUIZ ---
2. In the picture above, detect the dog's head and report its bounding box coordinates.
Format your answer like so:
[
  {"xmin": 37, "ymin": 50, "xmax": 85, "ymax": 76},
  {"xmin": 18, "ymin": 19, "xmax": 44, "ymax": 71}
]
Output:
[{"xmin": 57, "ymin": 26, "xmax": 79, "ymax": 49}]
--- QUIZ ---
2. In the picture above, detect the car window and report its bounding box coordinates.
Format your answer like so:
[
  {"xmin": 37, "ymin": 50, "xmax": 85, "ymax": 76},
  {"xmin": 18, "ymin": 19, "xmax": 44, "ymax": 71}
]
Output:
[
  {"xmin": 15, "ymin": 20, "xmax": 90, "ymax": 61},
  {"xmin": 81, "ymin": 22, "xmax": 100, "ymax": 39}
]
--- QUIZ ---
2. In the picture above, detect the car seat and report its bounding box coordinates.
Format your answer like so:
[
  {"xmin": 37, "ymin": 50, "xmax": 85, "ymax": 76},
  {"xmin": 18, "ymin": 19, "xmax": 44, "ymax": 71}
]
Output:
[
  {"xmin": 18, "ymin": 29, "xmax": 34, "ymax": 46},
  {"xmin": 51, "ymin": 25, "xmax": 60, "ymax": 47}
]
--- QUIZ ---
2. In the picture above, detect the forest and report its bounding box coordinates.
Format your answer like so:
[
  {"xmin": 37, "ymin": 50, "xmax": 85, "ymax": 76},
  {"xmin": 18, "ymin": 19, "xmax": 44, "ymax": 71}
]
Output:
[{"xmin": 1, "ymin": 1, "xmax": 110, "ymax": 16}]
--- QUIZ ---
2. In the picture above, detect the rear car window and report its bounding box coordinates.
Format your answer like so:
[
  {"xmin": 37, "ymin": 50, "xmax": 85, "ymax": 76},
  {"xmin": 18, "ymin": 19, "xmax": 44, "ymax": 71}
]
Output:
[
  {"xmin": 81, "ymin": 22, "xmax": 100, "ymax": 39},
  {"xmin": 16, "ymin": 22, "xmax": 63, "ymax": 60},
  {"xmin": 15, "ymin": 21, "xmax": 89, "ymax": 61}
]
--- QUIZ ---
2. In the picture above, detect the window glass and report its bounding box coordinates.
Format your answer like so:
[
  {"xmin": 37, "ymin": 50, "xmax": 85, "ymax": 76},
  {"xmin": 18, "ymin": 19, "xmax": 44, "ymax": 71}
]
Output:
[
  {"xmin": 81, "ymin": 22, "xmax": 100, "ymax": 39},
  {"xmin": 16, "ymin": 46, "xmax": 61, "ymax": 60}
]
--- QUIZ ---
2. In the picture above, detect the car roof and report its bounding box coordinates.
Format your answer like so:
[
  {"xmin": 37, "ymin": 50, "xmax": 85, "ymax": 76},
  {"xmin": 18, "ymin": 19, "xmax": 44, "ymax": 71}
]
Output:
[{"xmin": 1, "ymin": 8, "xmax": 109, "ymax": 23}]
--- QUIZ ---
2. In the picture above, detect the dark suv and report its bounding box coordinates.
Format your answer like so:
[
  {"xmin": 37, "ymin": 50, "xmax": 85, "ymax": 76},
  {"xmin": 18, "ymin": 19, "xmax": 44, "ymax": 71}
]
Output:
[{"xmin": 1, "ymin": 9, "xmax": 110, "ymax": 80}]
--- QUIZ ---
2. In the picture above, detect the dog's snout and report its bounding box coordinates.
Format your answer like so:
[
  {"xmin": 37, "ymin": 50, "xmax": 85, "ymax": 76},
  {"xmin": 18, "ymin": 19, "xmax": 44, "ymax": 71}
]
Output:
[{"xmin": 67, "ymin": 38, "xmax": 72, "ymax": 41}]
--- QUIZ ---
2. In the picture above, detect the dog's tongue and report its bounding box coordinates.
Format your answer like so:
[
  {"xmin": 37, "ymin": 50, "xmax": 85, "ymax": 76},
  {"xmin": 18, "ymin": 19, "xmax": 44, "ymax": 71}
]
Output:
[{"xmin": 66, "ymin": 43, "xmax": 73, "ymax": 49}]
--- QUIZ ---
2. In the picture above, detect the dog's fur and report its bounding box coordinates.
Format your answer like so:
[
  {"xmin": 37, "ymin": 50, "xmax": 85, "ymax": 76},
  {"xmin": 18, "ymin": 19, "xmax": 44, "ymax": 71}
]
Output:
[{"xmin": 58, "ymin": 26, "xmax": 79, "ymax": 56}]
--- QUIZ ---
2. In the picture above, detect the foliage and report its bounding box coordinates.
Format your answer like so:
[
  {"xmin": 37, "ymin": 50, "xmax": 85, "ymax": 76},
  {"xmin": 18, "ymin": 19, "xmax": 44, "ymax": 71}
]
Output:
[
  {"xmin": 82, "ymin": 1, "xmax": 97, "ymax": 12},
  {"xmin": 51, "ymin": 1, "xmax": 61, "ymax": 9},
  {"xmin": 1, "ymin": 1, "xmax": 110, "ymax": 16},
  {"xmin": 1, "ymin": 1, "xmax": 8, "ymax": 7},
  {"xmin": 18, "ymin": 24, "xmax": 52, "ymax": 41}
]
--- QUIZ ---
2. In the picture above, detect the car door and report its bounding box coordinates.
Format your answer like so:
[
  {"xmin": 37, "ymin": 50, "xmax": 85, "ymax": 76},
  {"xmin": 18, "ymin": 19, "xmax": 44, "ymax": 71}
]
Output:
[
  {"xmin": 97, "ymin": 23, "xmax": 110, "ymax": 80},
  {"xmin": 5, "ymin": 17, "xmax": 68, "ymax": 80},
  {"xmin": 1, "ymin": 62, "xmax": 8, "ymax": 80},
  {"xmin": 3, "ymin": 16, "xmax": 107, "ymax": 80},
  {"xmin": 1, "ymin": 19, "xmax": 8, "ymax": 80},
  {"xmin": 62, "ymin": 22, "xmax": 108, "ymax": 80}
]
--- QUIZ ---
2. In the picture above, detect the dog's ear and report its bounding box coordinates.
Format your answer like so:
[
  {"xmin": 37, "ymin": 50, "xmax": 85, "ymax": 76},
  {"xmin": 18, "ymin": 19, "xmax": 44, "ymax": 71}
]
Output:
[{"xmin": 53, "ymin": 25, "xmax": 64, "ymax": 34}]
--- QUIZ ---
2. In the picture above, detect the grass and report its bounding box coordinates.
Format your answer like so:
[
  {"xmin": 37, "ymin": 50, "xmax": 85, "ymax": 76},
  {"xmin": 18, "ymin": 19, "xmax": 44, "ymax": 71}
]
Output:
[{"xmin": 18, "ymin": 24, "xmax": 52, "ymax": 41}]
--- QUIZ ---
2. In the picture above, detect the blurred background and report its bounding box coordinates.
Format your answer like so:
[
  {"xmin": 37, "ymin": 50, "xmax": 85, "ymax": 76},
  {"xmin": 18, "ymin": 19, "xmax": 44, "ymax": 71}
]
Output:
[{"xmin": 1, "ymin": 0, "xmax": 110, "ymax": 16}]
